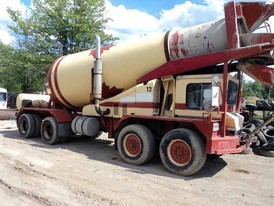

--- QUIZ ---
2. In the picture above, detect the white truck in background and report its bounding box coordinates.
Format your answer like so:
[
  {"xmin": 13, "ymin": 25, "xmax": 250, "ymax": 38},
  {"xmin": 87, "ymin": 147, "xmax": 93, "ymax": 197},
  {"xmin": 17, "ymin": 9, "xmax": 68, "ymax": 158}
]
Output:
[{"xmin": 0, "ymin": 88, "xmax": 7, "ymax": 109}]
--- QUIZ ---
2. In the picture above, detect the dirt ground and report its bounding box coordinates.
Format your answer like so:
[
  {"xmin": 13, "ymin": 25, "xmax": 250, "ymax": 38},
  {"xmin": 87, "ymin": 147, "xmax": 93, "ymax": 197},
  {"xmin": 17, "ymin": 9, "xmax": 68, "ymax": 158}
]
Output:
[{"xmin": 0, "ymin": 119, "xmax": 274, "ymax": 206}]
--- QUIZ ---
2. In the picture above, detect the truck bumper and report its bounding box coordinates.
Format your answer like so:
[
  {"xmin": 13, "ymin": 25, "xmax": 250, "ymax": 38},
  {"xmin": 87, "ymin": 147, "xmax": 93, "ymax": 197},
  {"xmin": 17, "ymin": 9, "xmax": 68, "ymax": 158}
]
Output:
[{"xmin": 206, "ymin": 136, "xmax": 245, "ymax": 154}]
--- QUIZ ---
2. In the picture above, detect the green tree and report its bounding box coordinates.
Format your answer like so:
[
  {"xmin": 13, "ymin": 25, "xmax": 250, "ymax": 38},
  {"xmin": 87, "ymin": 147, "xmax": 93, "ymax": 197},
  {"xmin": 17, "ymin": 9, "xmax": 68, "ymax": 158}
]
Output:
[
  {"xmin": 3, "ymin": 0, "xmax": 115, "ymax": 93},
  {"xmin": 0, "ymin": 41, "xmax": 47, "ymax": 93},
  {"xmin": 0, "ymin": 42, "xmax": 16, "ymax": 90},
  {"xmin": 242, "ymin": 80, "xmax": 271, "ymax": 99},
  {"xmin": 8, "ymin": 0, "xmax": 115, "ymax": 56}
]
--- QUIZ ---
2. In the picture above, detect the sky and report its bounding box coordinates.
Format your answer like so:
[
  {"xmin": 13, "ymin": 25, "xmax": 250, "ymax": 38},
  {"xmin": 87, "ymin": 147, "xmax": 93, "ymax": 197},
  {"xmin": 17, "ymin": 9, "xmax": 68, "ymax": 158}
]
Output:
[
  {"xmin": 110, "ymin": 0, "xmax": 206, "ymax": 17},
  {"xmin": 0, "ymin": 0, "xmax": 273, "ymax": 45}
]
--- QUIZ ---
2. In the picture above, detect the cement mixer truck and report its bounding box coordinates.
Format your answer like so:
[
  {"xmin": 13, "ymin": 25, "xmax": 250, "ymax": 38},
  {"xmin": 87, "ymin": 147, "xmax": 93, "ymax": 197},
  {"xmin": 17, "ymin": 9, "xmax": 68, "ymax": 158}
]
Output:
[{"xmin": 16, "ymin": 1, "xmax": 274, "ymax": 176}]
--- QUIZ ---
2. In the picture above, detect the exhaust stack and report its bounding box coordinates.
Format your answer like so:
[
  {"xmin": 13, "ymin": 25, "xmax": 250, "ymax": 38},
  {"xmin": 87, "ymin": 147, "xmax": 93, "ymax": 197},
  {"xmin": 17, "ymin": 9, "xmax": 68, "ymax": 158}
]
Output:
[{"xmin": 93, "ymin": 35, "xmax": 109, "ymax": 116}]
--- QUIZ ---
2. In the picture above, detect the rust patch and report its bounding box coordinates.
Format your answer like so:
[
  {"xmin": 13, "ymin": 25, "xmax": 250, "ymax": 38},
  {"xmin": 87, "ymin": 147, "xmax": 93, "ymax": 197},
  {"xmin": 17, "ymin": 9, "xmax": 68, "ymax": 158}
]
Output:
[
  {"xmin": 102, "ymin": 83, "xmax": 123, "ymax": 99},
  {"xmin": 89, "ymin": 45, "xmax": 112, "ymax": 58},
  {"xmin": 170, "ymin": 31, "xmax": 180, "ymax": 59},
  {"xmin": 181, "ymin": 48, "xmax": 189, "ymax": 57}
]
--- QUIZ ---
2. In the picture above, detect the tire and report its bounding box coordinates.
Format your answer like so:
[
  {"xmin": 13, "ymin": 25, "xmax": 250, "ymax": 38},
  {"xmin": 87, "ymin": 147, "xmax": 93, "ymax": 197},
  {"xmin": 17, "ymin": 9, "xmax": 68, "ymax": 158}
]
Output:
[
  {"xmin": 256, "ymin": 131, "xmax": 267, "ymax": 145},
  {"xmin": 262, "ymin": 100, "xmax": 272, "ymax": 110},
  {"xmin": 248, "ymin": 119, "xmax": 263, "ymax": 127},
  {"xmin": 117, "ymin": 124, "xmax": 156, "ymax": 165},
  {"xmin": 18, "ymin": 114, "xmax": 36, "ymax": 138},
  {"xmin": 256, "ymin": 100, "xmax": 265, "ymax": 109},
  {"xmin": 263, "ymin": 127, "xmax": 274, "ymax": 140},
  {"xmin": 245, "ymin": 104, "xmax": 257, "ymax": 110},
  {"xmin": 243, "ymin": 123, "xmax": 256, "ymax": 131},
  {"xmin": 33, "ymin": 114, "xmax": 42, "ymax": 137},
  {"xmin": 159, "ymin": 128, "xmax": 206, "ymax": 176},
  {"xmin": 265, "ymin": 125, "xmax": 274, "ymax": 129},
  {"xmin": 41, "ymin": 117, "xmax": 60, "ymax": 145},
  {"xmin": 261, "ymin": 139, "xmax": 274, "ymax": 151},
  {"xmin": 269, "ymin": 100, "xmax": 274, "ymax": 109},
  {"xmin": 240, "ymin": 112, "xmax": 249, "ymax": 122}
]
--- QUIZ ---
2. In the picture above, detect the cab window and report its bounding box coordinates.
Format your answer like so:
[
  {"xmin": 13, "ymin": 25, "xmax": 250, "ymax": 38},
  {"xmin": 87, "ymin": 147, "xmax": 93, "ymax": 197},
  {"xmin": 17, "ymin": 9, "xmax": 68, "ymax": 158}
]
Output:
[
  {"xmin": 186, "ymin": 83, "xmax": 211, "ymax": 109},
  {"xmin": 227, "ymin": 80, "xmax": 238, "ymax": 106}
]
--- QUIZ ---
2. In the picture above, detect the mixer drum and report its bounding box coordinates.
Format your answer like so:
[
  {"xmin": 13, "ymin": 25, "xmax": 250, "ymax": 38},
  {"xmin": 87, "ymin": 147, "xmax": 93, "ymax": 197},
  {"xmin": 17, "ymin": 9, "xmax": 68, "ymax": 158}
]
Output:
[{"xmin": 47, "ymin": 19, "xmax": 228, "ymax": 109}]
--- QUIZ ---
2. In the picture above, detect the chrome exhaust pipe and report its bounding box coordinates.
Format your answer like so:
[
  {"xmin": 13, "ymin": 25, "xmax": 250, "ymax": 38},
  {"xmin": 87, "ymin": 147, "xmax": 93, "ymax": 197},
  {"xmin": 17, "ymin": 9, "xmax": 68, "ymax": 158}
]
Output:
[{"xmin": 93, "ymin": 35, "xmax": 109, "ymax": 116}]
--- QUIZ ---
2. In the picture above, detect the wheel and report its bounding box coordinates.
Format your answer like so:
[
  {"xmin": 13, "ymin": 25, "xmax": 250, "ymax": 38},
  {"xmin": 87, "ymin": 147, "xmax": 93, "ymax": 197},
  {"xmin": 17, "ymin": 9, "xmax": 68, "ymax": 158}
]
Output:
[
  {"xmin": 159, "ymin": 128, "xmax": 206, "ymax": 176},
  {"xmin": 41, "ymin": 117, "xmax": 60, "ymax": 145},
  {"xmin": 117, "ymin": 124, "xmax": 155, "ymax": 165},
  {"xmin": 33, "ymin": 114, "xmax": 42, "ymax": 137},
  {"xmin": 18, "ymin": 113, "xmax": 36, "ymax": 138}
]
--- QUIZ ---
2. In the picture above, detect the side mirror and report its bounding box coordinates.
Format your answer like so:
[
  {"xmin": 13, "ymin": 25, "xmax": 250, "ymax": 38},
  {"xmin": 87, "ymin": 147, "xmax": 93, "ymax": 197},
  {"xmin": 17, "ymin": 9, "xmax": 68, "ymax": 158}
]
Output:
[{"xmin": 211, "ymin": 86, "xmax": 219, "ymax": 107}]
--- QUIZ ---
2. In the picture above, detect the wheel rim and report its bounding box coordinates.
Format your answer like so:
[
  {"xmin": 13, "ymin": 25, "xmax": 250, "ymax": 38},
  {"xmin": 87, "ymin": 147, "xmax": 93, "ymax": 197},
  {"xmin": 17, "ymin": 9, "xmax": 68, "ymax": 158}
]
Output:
[
  {"xmin": 167, "ymin": 139, "xmax": 192, "ymax": 166},
  {"xmin": 43, "ymin": 121, "xmax": 53, "ymax": 141},
  {"xmin": 123, "ymin": 134, "xmax": 142, "ymax": 157},
  {"xmin": 19, "ymin": 118, "xmax": 28, "ymax": 134}
]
